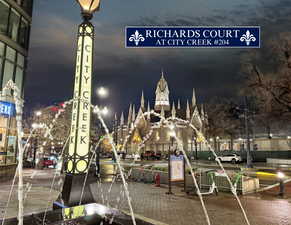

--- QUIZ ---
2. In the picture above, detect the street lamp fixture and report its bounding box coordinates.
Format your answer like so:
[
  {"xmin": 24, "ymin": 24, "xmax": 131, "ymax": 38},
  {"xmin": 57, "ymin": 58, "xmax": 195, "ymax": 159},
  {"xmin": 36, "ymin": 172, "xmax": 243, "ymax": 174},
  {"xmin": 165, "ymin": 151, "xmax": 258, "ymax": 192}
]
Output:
[
  {"xmin": 62, "ymin": 0, "xmax": 102, "ymax": 206},
  {"xmin": 93, "ymin": 106, "xmax": 109, "ymax": 116},
  {"xmin": 35, "ymin": 111, "xmax": 42, "ymax": 117},
  {"xmin": 277, "ymin": 171, "xmax": 285, "ymax": 179},
  {"xmin": 169, "ymin": 131, "xmax": 176, "ymax": 138},
  {"xmin": 93, "ymin": 106, "xmax": 100, "ymax": 114},
  {"xmin": 97, "ymin": 87, "xmax": 108, "ymax": 98},
  {"xmin": 101, "ymin": 106, "xmax": 109, "ymax": 116},
  {"xmin": 169, "ymin": 123, "xmax": 175, "ymax": 130},
  {"xmin": 32, "ymin": 123, "xmax": 43, "ymax": 129},
  {"xmin": 76, "ymin": 0, "xmax": 101, "ymax": 21}
]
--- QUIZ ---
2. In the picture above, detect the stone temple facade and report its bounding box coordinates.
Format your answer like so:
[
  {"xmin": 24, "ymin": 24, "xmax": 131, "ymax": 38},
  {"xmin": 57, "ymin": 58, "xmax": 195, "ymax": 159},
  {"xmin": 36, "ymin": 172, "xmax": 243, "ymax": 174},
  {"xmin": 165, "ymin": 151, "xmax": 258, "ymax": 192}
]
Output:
[{"xmin": 116, "ymin": 71, "xmax": 208, "ymax": 155}]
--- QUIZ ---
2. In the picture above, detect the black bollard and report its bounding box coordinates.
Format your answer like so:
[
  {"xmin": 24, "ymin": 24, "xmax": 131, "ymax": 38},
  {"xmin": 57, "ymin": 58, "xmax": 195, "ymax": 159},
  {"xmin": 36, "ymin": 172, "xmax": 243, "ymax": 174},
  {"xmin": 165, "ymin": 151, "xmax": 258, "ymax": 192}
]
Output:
[{"xmin": 279, "ymin": 179, "xmax": 284, "ymax": 197}]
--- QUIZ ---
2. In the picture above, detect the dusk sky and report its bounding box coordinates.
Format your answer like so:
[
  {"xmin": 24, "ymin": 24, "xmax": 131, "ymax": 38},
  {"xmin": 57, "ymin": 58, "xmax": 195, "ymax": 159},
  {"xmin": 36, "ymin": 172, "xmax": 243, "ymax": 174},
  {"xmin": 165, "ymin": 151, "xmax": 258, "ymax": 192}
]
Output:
[{"xmin": 25, "ymin": 0, "xmax": 291, "ymax": 118}]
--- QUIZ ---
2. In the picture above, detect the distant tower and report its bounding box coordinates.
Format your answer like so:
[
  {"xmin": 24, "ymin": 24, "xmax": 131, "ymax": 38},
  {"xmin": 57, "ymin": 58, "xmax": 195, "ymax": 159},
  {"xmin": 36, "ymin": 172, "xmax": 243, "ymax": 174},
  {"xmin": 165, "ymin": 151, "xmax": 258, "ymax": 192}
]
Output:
[
  {"xmin": 155, "ymin": 70, "xmax": 170, "ymax": 111},
  {"xmin": 147, "ymin": 101, "xmax": 151, "ymax": 120},
  {"xmin": 161, "ymin": 106, "xmax": 165, "ymax": 118},
  {"xmin": 127, "ymin": 104, "xmax": 132, "ymax": 126},
  {"xmin": 120, "ymin": 112, "xmax": 124, "ymax": 126},
  {"xmin": 186, "ymin": 100, "xmax": 190, "ymax": 120},
  {"xmin": 200, "ymin": 104, "xmax": 205, "ymax": 121},
  {"xmin": 177, "ymin": 99, "xmax": 181, "ymax": 109},
  {"xmin": 132, "ymin": 104, "xmax": 136, "ymax": 122},
  {"xmin": 192, "ymin": 88, "xmax": 196, "ymax": 107},
  {"xmin": 171, "ymin": 102, "xmax": 176, "ymax": 118},
  {"xmin": 140, "ymin": 91, "xmax": 145, "ymax": 109}
]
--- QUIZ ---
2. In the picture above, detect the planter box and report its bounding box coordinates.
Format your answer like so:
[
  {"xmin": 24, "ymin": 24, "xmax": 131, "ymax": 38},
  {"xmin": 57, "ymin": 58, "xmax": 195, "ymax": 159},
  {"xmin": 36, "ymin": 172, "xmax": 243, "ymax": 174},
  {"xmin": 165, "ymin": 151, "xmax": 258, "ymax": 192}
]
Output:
[{"xmin": 242, "ymin": 176, "xmax": 260, "ymax": 194}]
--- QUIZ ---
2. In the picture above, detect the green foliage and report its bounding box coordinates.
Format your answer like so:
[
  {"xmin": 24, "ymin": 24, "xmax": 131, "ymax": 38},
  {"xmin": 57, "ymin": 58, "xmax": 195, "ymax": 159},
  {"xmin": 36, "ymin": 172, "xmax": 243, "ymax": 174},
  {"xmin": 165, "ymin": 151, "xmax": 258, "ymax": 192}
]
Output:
[{"xmin": 151, "ymin": 166, "xmax": 168, "ymax": 172}]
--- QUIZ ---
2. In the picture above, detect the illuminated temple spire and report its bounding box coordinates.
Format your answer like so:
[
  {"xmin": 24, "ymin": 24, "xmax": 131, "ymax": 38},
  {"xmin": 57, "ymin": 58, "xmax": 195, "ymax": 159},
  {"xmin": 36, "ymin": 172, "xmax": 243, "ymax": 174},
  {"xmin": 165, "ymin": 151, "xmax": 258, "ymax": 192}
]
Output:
[
  {"xmin": 171, "ymin": 102, "xmax": 176, "ymax": 118},
  {"xmin": 120, "ymin": 111, "xmax": 124, "ymax": 125},
  {"xmin": 127, "ymin": 103, "xmax": 132, "ymax": 125},
  {"xmin": 155, "ymin": 70, "xmax": 170, "ymax": 111},
  {"xmin": 192, "ymin": 88, "xmax": 196, "ymax": 107},
  {"xmin": 140, "ymin": 91, "xmax": 145, "ymax": 109},
  {"xmin": 186, "ymin": 100, "xmax": 190, "ymax": 119}
]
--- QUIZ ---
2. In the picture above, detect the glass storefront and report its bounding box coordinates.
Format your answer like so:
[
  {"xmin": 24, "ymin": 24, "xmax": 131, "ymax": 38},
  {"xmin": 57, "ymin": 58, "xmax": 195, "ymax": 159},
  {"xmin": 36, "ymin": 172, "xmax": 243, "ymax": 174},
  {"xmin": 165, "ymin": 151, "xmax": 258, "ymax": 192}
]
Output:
[
  {"xmin": 21, "ymin": 0, "xmax": 33, "ymax": 16},
  {"xmin": 0, "ymin": 44, "xmax": 24, "ymax": 92},
  {"xmin": 12, "ymin": 0, "xmax": 33, "ymax": 15},
  {"xmin": 0, "ymin": 0, "xmax": 33, "ymax": 165},
  {"xmin": 0, "ymin": 1, "xmax": 9, "ymax": 35},
  {"xmin": 8, "ymin": 8, "xmax": 20, "ymax": 42},
  {"xmin": 0, "ymin": 0, "xmax": 31, "ymax": 50},
  {"xmin": 19, "ymin": 18, "xmax": 29, "ymax": 48},
  {"xmin": 0, "ymin": 116, "xmax": 17, "ymax": 165},
  {"xmin": 0, "ymin": 100, "xmax": 17, "ymax": 165}
]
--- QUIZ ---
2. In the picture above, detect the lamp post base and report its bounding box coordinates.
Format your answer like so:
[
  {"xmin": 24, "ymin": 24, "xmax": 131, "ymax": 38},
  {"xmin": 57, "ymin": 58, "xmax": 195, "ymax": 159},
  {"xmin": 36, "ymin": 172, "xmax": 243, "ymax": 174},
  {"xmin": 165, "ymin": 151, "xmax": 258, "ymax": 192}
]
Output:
[{"xmin": 57, "ymin": 173, "xmax": 96, "ymax": 208}]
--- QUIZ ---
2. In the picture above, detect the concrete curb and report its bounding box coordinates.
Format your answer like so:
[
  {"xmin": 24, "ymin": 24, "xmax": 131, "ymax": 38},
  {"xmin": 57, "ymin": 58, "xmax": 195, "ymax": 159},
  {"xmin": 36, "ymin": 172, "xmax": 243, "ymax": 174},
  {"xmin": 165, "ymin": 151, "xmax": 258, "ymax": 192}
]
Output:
[
  {"xmin": 256, "ymin": 178, "xmax": 291, "ymax": 192},
  {"xmin": 121, "ymin": 210, "xmax": 169, "ymax": 225},
  {"xmin": 192, "ymin": 162, "xmax": 291, "ymax": 171}
]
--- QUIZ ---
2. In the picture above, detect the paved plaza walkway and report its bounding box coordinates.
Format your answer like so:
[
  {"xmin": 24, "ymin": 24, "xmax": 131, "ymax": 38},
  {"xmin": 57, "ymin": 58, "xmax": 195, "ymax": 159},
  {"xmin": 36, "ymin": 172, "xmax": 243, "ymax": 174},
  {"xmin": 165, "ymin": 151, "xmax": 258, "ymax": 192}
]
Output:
[
  {"xmin": 91, "ymin": 181, "xmax": 291, "ymax": 225},
  {"xmin": 0, "ymin": 168, "xmax": 290, "ymax": 225},
  {"xmin": 0, "ymin": 169, "xmax": 60, "ymax": 219}
]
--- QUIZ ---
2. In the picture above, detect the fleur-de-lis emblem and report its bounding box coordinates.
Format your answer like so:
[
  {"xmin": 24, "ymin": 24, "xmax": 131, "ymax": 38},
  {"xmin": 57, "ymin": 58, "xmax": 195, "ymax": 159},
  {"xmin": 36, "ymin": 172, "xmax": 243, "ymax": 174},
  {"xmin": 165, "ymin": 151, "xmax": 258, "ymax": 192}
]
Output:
[
  {"xmin": 129, "ymin": 30, "xmax": 145, "ymax": 46},
  {"xmin": 240, "ymin": 30, "xmax": 256, "ymax": 46}
]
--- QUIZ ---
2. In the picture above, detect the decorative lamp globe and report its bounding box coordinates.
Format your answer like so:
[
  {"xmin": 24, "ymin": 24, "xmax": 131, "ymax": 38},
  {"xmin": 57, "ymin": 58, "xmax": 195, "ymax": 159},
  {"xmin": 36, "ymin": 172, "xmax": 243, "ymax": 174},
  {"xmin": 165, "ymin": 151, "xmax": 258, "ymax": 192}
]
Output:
[{"xmin": 76, "ymin": 0, "xmax": 101, "ymax": 20}]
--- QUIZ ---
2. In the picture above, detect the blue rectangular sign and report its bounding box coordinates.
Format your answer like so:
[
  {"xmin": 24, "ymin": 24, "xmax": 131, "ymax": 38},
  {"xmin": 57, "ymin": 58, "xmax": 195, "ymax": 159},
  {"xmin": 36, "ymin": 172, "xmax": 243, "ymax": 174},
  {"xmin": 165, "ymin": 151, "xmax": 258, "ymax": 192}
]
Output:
[
  {"xmin": 126, "ymin": 26, "xmax": 260, "ymax": 48},
  {"xmin": 0, "ymin": 101, "xmax": 16, "ymax": 117}
]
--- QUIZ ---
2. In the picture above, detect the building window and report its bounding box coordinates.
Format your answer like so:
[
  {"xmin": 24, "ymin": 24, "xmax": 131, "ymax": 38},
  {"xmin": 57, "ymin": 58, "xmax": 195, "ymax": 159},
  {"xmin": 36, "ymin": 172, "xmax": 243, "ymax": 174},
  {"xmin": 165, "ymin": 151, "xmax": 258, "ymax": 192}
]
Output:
[
  {"xmin": 0, "ymin": 1, "xmax": 32, "ymax": 50},
  {"xmin": 18, "ymin": 18, "xmax": 29, "ymax": 48},
  {"xmin": 0, "ymin": 59, "xmax": 3, "ymax": 83},
  {"xmin": 0, "ymin": 42, "xmax": 4, "ymax": 85},
  {"xmin": 21, "ymin": 0, "xmax": 33, "ymax": 16},
  {"xmin": 6, "ymin": 46, "xmax": 16, "ymax": 62},
  {"xmin": 2, "ymin": 61, "xmax": 14, "ymax": 89},
  {"xmin": 3, "ymin": 47, "xmax": 16, "ymax": 89},
  {"xmin": 0, "ymin": 0, "xmax": 9, "ymax": 35},
  {"xmin": 15, "ymin": 67, "xmax": 23, "ymax": 91},
  {"xmin": 0, "ymin": 41, "xmax": 4, "ymax": 56},
  {"xmin": 1, "ymin": 44, "xmax": 25, "ymax": 94},
  {"xmin": 8, "ymin": 9, "xmax": 20, "ymax": 42},
  {"xmin": 0, "ymin": 56, "xmax": 2, "ymax": 76},
  {"xmin": 0, "ymin": 118, "xmax": 17, "ymax": 165},
  {"xmin": 17, "ymin": 53, "xmax": 24, "ymax": 67}
]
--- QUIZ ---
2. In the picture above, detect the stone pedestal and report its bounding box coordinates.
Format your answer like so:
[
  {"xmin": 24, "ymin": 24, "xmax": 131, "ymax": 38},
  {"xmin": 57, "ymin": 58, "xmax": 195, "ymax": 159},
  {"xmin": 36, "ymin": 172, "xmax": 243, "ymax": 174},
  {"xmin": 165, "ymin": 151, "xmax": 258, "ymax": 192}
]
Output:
[{"xmin": 59, "ymin": 173, "xmax": 95, "ymax": 207}]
